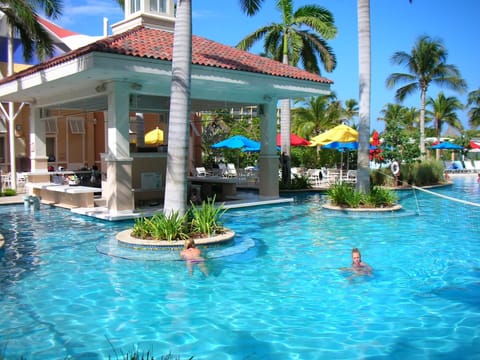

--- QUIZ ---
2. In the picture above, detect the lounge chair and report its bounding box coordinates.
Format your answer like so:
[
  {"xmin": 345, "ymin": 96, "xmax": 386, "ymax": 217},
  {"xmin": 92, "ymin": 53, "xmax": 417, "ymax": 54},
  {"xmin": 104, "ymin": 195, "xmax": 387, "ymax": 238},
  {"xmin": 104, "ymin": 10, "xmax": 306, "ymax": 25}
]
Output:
[
  {"xmin": 474, "ymin": 160, "xmax": 480, "ymax": 171},
  {"xmin": 218, "ymin": 163, "xmax": 227, "ymax": 177},
  {"xmin": 225, "ymin": 163, "xmax": 237, "ymax": 177},
  {"xmin": 195, "ymin": 167, "xmax": 208, "ymax": 177},
  {"xmin": 307, "ymin": 169, "xmax": 321, "ymax": 187},
  {"xmin": 453, "ymin": 161, "xmax": 466, "ymax": 173},
  {"xmin": 463, "ymin": 160, "xmax": 475, "ymax": 172},
  {"xmin": 345, "ymin": 170, "xmax": 357, "ymax": 183}
]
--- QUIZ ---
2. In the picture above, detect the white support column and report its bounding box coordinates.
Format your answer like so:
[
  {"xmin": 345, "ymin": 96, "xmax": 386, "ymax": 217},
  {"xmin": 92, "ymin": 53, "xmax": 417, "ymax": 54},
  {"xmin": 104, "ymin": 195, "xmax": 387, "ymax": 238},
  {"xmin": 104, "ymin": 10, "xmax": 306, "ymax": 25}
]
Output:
[
  {"xmin": 258, "ymin": 99, "xmax": 279, "ymax": 199},
  {"xmin": 103, "ymin": 81, "xmax": 134, "ymax": 214},
  {"xmin": 25, "ymin": 107, "xmax": 50, "ymax": 190},
  {"xmin": 29, "ymin": 107, "xmax": 48, "ymax": 172},
  {"xmin": 135, "ymin": 113, "xmax": 145, "ymax": 147}
]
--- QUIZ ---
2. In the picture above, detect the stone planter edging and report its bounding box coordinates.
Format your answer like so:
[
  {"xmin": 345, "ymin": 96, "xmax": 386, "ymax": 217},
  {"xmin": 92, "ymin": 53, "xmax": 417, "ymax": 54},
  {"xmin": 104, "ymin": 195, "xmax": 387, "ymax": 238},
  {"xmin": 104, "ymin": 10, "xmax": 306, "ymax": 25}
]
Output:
[
  {"xmin": 322, "ymin": 204, "xmax": 402, "ymax": 212},
  {"xmin": 116, "ymin": 228, "xmax": 235, "ymax": 250}
]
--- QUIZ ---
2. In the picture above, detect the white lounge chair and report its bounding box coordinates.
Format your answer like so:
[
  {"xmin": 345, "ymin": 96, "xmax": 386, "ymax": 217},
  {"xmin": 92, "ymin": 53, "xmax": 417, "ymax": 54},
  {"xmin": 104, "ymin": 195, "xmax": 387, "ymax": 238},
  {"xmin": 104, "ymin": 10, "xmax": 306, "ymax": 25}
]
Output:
[
  {"xmin": 225, "ymin": 163, "xmax": 237, "ymax": 177},
  {"xmin": 464, "ymin": 160, "xmax": 475, "ymax": 172},
  {"xmin": 195, "ymin": 167, "xmax": 208, "ymax": 177},
  {"xmin": 307, "ymin": 169, "xmax": 321, "ymax": 187},
  {"xmin": 474, "ymin": 160, "xmax": 480, "ymax": 171},
  {"xmin": 345, "ymin": 170, "xmax": 357, "ymax": 183}
]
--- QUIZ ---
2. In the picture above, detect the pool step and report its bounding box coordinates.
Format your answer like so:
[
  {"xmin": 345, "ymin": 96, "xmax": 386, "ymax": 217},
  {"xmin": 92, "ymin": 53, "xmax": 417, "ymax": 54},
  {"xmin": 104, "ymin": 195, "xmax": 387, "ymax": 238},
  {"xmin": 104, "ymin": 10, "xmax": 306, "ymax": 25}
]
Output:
[{"xmin": 94, "ymin": 198, "xmax": 107, "ymax": 207}]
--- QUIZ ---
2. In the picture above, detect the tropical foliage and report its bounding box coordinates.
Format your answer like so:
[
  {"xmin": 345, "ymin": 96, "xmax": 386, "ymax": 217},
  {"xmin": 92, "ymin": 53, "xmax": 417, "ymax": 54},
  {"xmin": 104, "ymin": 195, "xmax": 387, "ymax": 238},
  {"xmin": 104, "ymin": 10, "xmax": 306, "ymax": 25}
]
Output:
[
  {"xmin": 237, "ymin": 0, "xmax": 337, "ymax": 183},
  {"xmin": 189, "ymin": 196, "xmax": 227, "ymax": 236},
  {"xmin": 386, "ymin": 35, "xmax": 467, "ymax": 157},
  {"xmin": 379, "ymin": 103, "xmax": 421, "ymax": 164},
  {"xmin": 426, "ymin": 92, "xmax": 463, "ymax": 140},
  {"xmin": 279, "ymin": 174, "xmax": 311, "ymax": 190},
  {"xmin": 131, "ymin": 196, "xmax": 227, "ymax": 241},
  {"xmin": 292, "ymin": 94, "xmax": 355, "ymax": 138},
  {"xmin": 236, "ymin": 1, "xmax": 337, "ymax": 74},
  {"xmin": 0, "ymin": 0, "xmax": 62, "ymax": 62},
  {"xmin": 467, "ymin": 88, "xmax": 480, "ymax": 128},
  {"xmin": 327, "ymin": 182, "xmax": 397, "ymax": 208},
  {"xmin": 131, "ymin": 211, "xmax": 190, "ymax": 241}
]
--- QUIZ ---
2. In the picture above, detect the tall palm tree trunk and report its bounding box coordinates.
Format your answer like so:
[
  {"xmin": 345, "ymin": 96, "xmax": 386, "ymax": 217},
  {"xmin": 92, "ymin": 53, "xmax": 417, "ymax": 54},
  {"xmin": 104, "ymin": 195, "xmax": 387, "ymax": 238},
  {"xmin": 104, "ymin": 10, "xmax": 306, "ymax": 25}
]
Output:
[
  {"xmin": 7, "ymin": 24, "xmax": 16, "ymax": 190},
  {"xmin": 420, "ymin": 88, "xmax": 426, "ymax": 158},
  {"xmin": 163, "ymin": 0, "xmax": 192, "ymax": 216},
  {"xmin": 356, "ymin": 0, "xmax": 371, "ymax": 192},
  {"xmin": 280, "ymin": 53, "xmax": 292, "ymax": 183}
]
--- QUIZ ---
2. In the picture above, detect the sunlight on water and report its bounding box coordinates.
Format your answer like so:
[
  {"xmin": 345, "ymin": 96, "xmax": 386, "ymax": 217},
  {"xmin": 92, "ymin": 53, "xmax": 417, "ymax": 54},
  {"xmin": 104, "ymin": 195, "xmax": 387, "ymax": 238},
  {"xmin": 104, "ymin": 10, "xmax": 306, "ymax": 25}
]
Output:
[{"xmin": 0, "ymin": 177, "xmax": 479, "ymax": 359}]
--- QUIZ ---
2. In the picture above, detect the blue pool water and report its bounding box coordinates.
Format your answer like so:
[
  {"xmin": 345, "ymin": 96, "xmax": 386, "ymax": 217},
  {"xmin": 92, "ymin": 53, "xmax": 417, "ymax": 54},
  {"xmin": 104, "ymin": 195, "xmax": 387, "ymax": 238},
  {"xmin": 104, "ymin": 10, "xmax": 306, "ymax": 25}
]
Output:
[{"xmin": 1, "ymin": 177, "xmax": 479, "ymax": 359}]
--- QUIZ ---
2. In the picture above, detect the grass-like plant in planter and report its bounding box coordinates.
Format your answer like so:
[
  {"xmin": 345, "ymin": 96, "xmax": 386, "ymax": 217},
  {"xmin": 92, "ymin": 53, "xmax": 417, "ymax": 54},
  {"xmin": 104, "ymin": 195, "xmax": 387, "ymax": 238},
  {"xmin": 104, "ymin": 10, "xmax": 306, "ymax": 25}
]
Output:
[
  {"xmin": 327, "ymin": 182, "xmax": 398, "ymax": 209},
  {"xmin": 131, "ymin": 196, "xmax": 227, "ymax": 241}
]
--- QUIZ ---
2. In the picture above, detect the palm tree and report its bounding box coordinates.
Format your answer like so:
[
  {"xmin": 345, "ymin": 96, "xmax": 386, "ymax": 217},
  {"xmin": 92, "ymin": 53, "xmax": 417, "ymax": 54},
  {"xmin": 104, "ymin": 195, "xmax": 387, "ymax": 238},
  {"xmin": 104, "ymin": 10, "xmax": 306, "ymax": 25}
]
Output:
[
  {"xmin": 356, "ymin": 0, "xmax": 371, "ymax": 193},
  {"xmin": 355, "ymin": 0, "xmax": 414, "ymax": 192},
  {"xmin": 1, "ymin": 0, "xmax": 62, "ymax": 191},
  {"xmin": 163, "ymin": 0, "xmax": 192, "ymax": 216},
  {"xmin": 467, "ymin": 88, "xmax": 480, "ymax": 128},
  {"xmin": 342, "ymin": 98, "xmax": 359, "ymax": 126},
  {"xmin": 0, "ymin": 0, "xmax": 62, "ymax": 63},
  {"xmin": 236, "ymin": 0, "xmax": 337, "ymax": 183},
  {"xmin": 379, "ymin": 103, "xmax": 419, "ymax": 131},
  {"xmin": 426, "ymin": 92, "xmax": 463, "ymax": 159},
  {"xmin": 163, "ymin": 0, "xmax": 266, "ymax": 215},
  {"xmin": 292, "ymin": 94, "xmax": 340, "ymax": 138},
  {"xmin": 386, "ymin": 35, "xmax": 467, "ymax": 158},
  {"xmin": 426, "ymin": 92, "xmax": 463, "ymax": 140}
]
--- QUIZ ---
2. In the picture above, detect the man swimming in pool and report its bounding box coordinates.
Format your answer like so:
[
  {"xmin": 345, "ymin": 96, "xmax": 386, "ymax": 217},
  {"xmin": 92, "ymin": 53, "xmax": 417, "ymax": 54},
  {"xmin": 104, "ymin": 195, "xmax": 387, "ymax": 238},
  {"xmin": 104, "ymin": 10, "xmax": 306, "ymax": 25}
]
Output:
[
  {"xmin": 180, "ymin": 239, "xmax": 208, "ymax": 276},
  {"xmin": 351, "ymin": 248, "xmax": 372, "ymax": 275}
]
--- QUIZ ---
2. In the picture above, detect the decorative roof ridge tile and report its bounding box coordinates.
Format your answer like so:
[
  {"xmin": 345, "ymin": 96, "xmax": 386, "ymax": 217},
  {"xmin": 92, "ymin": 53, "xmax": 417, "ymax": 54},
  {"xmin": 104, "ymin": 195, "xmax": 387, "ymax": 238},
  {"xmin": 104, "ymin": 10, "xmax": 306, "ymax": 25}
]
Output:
[{"xmin": 0, "ymin": 26, "xmax": 332, "ymax": 85}]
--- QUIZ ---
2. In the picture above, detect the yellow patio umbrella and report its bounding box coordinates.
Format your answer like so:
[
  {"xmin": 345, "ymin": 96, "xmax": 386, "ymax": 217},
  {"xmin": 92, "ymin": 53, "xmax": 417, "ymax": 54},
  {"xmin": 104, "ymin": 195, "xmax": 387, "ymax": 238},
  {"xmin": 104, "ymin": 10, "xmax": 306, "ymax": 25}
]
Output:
[
  {"xmin": 309, "ymin": 124, "xmax": 358, "ymax": 146},
  {"xmin": 144, "ymin": 127, "xmax": 164, "ymax": 145}
]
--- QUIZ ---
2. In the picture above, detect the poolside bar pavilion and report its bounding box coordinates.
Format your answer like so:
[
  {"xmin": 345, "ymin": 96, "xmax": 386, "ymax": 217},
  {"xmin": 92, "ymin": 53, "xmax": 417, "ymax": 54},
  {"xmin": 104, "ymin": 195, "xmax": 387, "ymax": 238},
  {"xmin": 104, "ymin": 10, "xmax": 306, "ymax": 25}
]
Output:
[{"xmin": 0, "ymin": 0, "xmax": 332, "ymax": 218}]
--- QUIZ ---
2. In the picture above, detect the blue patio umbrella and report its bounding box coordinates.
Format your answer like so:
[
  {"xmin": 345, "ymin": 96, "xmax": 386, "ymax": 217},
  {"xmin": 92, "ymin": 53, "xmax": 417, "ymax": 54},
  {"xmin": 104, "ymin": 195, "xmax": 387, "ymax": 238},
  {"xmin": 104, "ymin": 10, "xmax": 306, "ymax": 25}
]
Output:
[
  {"xmin": 430, "ymin": 142, "xmax": 463, "ymax": 150},
  {"xmin": 211, "ymin": 135, "xmax": 260, "ymax": 150},
  {"xmin": 321, "ymin": 141, "xmax": 377, "ymax": 151},
  {"xmin": 321, "ymin": 141, "xmax": 378, "ymax": 178},
  {"xmin": 212, "ymin": 135, "xmax": 261, "ymax": 169}
]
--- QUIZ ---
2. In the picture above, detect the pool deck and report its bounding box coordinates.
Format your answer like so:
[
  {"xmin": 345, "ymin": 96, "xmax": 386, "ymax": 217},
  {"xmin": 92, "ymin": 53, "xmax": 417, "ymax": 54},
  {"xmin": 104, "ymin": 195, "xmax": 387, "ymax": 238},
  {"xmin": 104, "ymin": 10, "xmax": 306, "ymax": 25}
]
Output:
[
  {"xmin": 0, "ymin": 189, "xmax": 295, "ymax": 221},
  {"xmin": 2, "ymin": 172, "xmax": 475, "ymax": 221}
]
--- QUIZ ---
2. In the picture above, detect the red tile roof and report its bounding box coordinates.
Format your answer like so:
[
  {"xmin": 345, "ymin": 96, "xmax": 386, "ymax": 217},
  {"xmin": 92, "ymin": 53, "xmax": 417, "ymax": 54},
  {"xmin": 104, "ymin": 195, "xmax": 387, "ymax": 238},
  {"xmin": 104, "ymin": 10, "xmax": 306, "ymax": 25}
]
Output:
[
  {"xmin": 1, "ymin": 26, "xmax": 333, "ymax": 85},
  {"xmin": 36, "ymin": 16, "xmax": 79, "ymax": 38}
]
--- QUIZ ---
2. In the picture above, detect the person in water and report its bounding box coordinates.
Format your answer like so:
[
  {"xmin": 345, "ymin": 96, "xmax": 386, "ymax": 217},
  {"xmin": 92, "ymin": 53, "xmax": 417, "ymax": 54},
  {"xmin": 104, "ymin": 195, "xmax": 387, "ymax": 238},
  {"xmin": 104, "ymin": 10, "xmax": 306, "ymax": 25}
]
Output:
[
  {"xmin": 351, "ymin": 248, "xmax": 372, "ymax": 275},
  {"xmin": 180, "ymin": 239, "xmax": 208, "ymax": 276}
]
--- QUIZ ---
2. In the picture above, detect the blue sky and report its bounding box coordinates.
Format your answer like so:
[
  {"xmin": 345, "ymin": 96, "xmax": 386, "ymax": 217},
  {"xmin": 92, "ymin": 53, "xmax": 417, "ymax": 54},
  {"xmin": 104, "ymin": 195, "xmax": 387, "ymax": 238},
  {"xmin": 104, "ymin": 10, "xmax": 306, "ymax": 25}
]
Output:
[{"xmin": 57, "ymin": 0, "xmax": 479, "ymax": 133}]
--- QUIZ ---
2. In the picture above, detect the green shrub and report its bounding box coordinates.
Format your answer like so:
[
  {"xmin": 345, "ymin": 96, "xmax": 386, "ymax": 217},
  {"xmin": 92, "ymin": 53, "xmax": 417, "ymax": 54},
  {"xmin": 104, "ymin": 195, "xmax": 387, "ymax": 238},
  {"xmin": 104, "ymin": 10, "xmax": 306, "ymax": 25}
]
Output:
[
  {"xmin": 411, "ymin": 160, "xmax": 444, "ymax": 186},
  {"xmin": 327, "ymin": 182, "xmax": 362, "ymax": 207},
  {"xmin": 188, "ymin": 195, "xmax": 226, "ymax": 236},
  {"xmin": 2, "ymin": 188, "xmax": 17, "ymax": 196},
  {"xmin": 131, "ymin": 197, "xmax": 228, "ymax": 241},
  {"xmin": 363, "ymin": 186, "xmax": 398, "ymax": 208},
  {"xmin": 327, "ymin": 183, "xmax": 397, "ymax": 208},
  {"xmin": 132, "ymin": 211, "xmax": 189, "ymax": 241},
  {"xmin": 370, "ymin": 169, "xmax": 387, "ymax": 186},
  {"xmin": 279, "ymin": 174, "xmax": 312, "ymax": 190}
]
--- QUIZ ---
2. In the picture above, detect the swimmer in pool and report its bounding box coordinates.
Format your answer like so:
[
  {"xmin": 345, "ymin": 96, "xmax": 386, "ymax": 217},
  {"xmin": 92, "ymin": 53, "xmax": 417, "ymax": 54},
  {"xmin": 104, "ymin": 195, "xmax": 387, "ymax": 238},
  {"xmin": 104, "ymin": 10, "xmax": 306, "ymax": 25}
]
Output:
[
  {"xmin": 181, "ymin": 239, "xmax": 208, "ymax": 276},
  {"xmin": 351, "ymin": 248, "xmax": 372, "ymax": 275}
]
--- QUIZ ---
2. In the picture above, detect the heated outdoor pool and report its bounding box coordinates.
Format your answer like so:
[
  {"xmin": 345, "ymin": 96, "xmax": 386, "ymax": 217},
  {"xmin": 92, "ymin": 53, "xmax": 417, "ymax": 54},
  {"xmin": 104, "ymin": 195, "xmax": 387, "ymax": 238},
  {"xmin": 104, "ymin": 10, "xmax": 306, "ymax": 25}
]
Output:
[{"xmin": 0, "ymin": 177, "xmax": 479, "ymax": 359}]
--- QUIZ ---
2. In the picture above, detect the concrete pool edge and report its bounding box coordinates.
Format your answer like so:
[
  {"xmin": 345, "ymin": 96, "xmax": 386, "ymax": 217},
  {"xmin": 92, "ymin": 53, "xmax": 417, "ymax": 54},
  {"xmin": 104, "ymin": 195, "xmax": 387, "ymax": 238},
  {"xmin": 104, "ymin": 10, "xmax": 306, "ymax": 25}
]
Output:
[
  {"xmin": 322, "ymin": 204, "xmax": 403, "ymax": 212},
  {"xmin": 116, "ymin": 228, "xmax": 236, "ymax": 249}
]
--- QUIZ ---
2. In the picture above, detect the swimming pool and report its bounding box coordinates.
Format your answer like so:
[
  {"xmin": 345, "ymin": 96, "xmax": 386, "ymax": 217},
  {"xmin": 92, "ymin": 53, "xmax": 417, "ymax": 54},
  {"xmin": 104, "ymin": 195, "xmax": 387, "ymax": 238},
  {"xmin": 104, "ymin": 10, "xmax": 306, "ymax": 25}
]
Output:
[{"xmin": 0, "ymin": 177, "xmax": 479, "ymax": 359}]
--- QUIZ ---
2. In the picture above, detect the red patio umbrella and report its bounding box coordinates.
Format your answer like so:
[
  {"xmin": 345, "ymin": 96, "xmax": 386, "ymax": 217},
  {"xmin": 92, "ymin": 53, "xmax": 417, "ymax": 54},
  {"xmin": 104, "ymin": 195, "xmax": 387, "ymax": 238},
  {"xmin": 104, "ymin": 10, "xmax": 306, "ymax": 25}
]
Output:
[
  {"xmin": 369, "ymin": 130, "xmax": 383, "ymax": 161},
  {"xmin": 277, "ymin": 133, "xmax": 310, "ymax": 146},
  {"xmin": 469, "ymin": 140, "xmax": 480, "ymax": 149}
]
